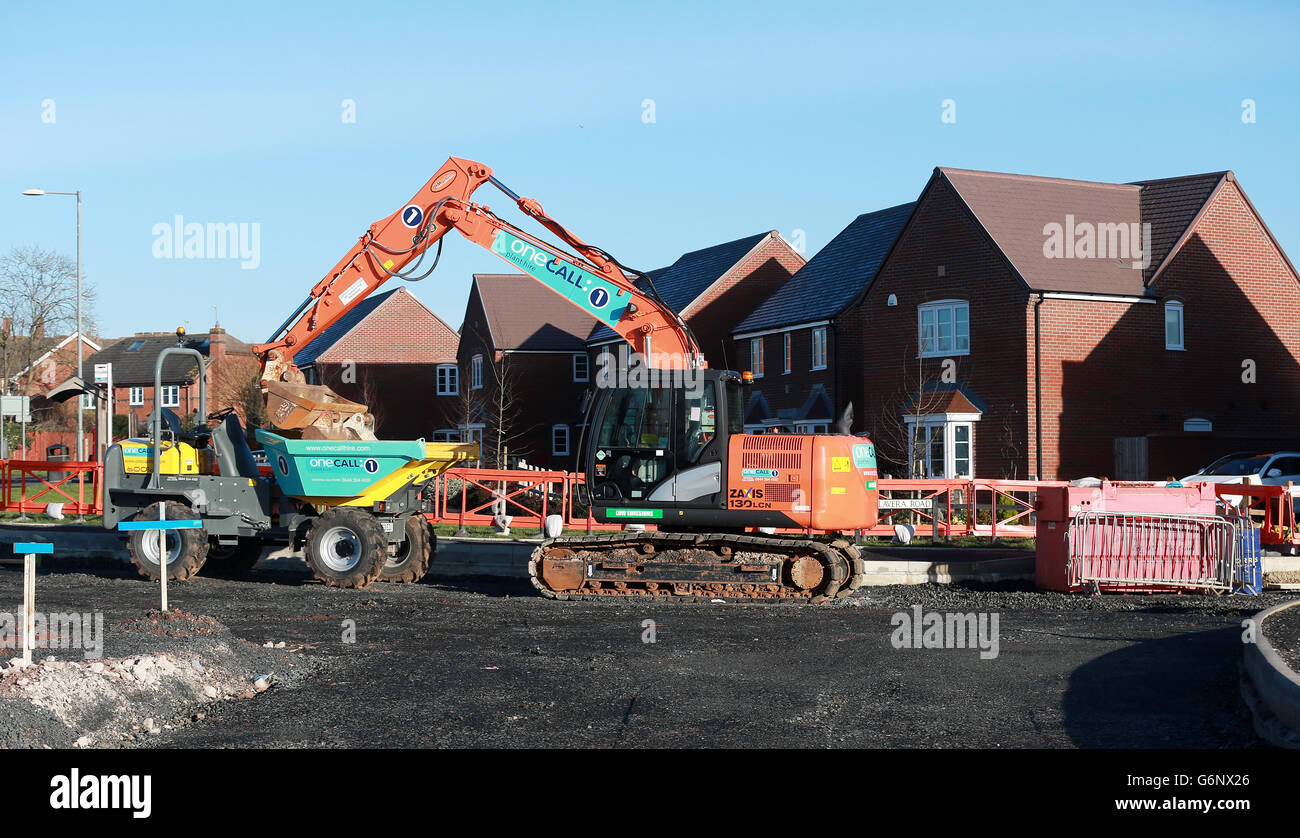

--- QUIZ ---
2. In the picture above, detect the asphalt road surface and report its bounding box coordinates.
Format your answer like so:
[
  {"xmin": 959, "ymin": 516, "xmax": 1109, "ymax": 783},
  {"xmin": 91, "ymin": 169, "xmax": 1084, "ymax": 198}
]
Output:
[{"xmin": 0, "ymin": 560, "xmax": 1289, "ymax": 748}]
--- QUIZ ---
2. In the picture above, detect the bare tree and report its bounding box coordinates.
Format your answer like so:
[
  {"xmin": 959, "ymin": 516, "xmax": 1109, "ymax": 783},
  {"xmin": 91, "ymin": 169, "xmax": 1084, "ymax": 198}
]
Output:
[
  {"xmin": 483, "ymin": 352, "xmax": 533, "ymax": 468},
  {"xmin": 0, "ymin": 245, "xmax": 97, "ymax": 395},
  {"xmin": 870, "ymin": 346, "xmax": 963, "ymax": 478}
]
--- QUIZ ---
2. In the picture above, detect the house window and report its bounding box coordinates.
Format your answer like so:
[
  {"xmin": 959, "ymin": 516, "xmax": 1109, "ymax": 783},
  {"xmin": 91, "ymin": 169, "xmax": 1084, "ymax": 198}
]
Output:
[
  {"xmin": 552, "ymin": 424, "xmax": 570, "ymax": 457},
  {"xmin": 1184, "ymin": 418, "xmax": 1212, "ymax": 432},
  {"xmin": 783, "ymin": 333, "xmax": 792, "ymax": 374},
  {"xmin": 811, "ymin": 326, "xmax": 828, "ymax": 370},
  {"xmin": 458, "ymin": 423, "xmax": 484, "ymax": 466},
  {"xmin": 573, "ymin": 353, "xmax": 589, "ymax": 383},
  {"xmin": 431, "ymin": 429, "xmax": 460, "ymax": 442},
  {"xmin": 471, "ymin": 355, "xmax": 484, "ymax": 389},
  {"xmin": 750, "ymin": 337, "xmax": 764, "ymax": 378},
  {"xmin": 160, "ymin": 385, "xmax": 180, "ymax": 408},
  {"xmin": 918, "ymin": 300, "xmax": 970, "ymax": 357},
  {"xmin": 795, "ymin": 422, "xmax": 829, "ymax": 434},
  {"xmin": 436, "ymin": 364, "xmax": 458, "ymax": 396},
  {"xmin": 1165, "ymin": 301, "xmax": 1184, "ymax": 350},
  {"xmin": 129, "ymin": 387, "xmax": 144, "ymax": 406},
  {"xmin": 80, "ymin": 392, "xmax": 96, "ymax": 410},
  {"xmin": 906, "ymin": 418, "xmax": 976, "ymax": 478}
]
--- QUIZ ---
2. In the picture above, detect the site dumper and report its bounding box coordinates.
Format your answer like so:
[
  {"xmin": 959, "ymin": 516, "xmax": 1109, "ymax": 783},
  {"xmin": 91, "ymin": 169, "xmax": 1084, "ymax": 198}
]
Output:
[
  {"xmin": 256, "ymin": 430, "xmax": 476, "ymax": 585},
  {"xmin": 103, "ymin": 341, "xmax": 477, "ymax": 588}
]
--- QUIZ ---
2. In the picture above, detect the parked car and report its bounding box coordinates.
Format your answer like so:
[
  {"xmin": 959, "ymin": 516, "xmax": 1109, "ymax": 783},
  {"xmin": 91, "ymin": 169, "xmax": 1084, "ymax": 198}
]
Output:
[{"xmin": 1182, "ymin": 451, "xmax": 1300, "ymax": 508}]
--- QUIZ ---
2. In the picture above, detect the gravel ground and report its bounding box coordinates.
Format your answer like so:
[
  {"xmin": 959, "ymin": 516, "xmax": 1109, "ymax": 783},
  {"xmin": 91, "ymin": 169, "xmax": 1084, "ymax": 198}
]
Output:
[
  {"xmin": 1262, "ymin": 601, "xmax": 1300, "ymax": 675},
  {"xmin": 0, "ymin": 561, "xmax": 1292, "ymax": 748}
]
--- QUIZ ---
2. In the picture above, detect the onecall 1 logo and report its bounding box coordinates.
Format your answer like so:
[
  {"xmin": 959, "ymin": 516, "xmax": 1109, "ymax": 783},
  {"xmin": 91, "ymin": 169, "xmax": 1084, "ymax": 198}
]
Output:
[{"xmin": 430, "ymin": 171, "xmax": 456, "ymax": 192}]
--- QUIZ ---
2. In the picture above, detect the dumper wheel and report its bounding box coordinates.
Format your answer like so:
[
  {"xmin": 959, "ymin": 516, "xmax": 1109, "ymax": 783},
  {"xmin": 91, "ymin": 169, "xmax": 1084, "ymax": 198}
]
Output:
[
  {"xmin": 379, "ymin": 515, "xmax": 433, "ymax": 583},
  {"xmin": 200, "ymin": 537, "xmax": 263, "ymax": 579},
  {"xmin": 126, "ymin": 501, "xmax": 209, "ymax": 582},
  {"xmin": 305, "ymin": 507, "xmax": 387, "ymax": 589}
]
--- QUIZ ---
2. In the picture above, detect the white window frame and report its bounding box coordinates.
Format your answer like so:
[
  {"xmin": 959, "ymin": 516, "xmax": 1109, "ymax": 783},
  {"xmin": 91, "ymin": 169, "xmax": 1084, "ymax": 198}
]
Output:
[
  {"xmin": 436, "ymin": 364, "xmax": 459, "ymax": 396},
  {"xmin": 573, "ymin": 353, "xmax": 589, "ymax": 383},
  {"xmin": 457, "ymin": 423, "xmax": 485, "ymax": 466},
  {"xmin": 160, "ymin": 385, "xmax": 180, "ymax": 408},
  {"xmin": 903, "ymin": 413, "xmax": 979, "ymax": 478},
  {"xmin": 750, "ymin": 337, "xmax": 764, "ymax": 378},
  {"xmin": 129, "ymin": 386, "xmax": 145, "ymax": 406},
  {"xmin": 552, "ymin": 424, "xmax": 570, "ymax": 456},
  {"xmin": 1164, "ymin": 300, "xmax": 1184, "ymax": 351},
  {"xmin": 811, "ymin": 326, "xmax": 828, "ymax": 370},
  {"xmin": 80, "ymin": 392, "xmax": 96, "ymax": 410},
  {"xmin": 471, "ymin": 354, "xmax": 484, "ymax": 390},
  {"xmin": 918, "ymin": 300, "xmax": 970, "ymax": 358}
]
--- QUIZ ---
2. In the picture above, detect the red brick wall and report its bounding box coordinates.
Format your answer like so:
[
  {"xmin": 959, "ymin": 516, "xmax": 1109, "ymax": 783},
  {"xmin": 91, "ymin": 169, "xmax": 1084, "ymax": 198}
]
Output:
[
  {"xmin": 845, "ymin": 176, "xmax": 1032, "ymax": 478},
  {"xmin": 736, "ymin": 324, "xmax": 836, "ymax": 423},
  {"xmin": 1057, "ymin": 179, "xmax": 1300, "ymax": 479},
  {"xmin": 457, "ymin": 287, "xmax": 588, "ymax": 469}
]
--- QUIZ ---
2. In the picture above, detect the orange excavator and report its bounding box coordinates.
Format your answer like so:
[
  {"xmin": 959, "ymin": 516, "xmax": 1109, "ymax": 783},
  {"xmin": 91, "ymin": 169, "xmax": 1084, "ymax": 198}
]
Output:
[{"xmin": 254, "ymin": 157, "xmax": 881, "ymax": 602}]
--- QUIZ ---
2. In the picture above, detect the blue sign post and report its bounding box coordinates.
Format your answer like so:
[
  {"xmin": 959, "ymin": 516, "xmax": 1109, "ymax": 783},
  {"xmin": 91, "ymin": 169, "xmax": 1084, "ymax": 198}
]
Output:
[
  {"xmin": 12, "ymin": 542, "xmax": 52, "ymax": 666},
  {"xmin": 118, "ymin": 508, "xmax": 201, "ymax": 611}
]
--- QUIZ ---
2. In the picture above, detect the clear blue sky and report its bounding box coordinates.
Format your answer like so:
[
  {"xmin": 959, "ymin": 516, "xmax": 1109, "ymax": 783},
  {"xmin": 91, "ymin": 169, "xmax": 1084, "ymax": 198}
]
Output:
[{"xmin": 2, "ymin": 0, "xmax": 1297, "ymax": 344}]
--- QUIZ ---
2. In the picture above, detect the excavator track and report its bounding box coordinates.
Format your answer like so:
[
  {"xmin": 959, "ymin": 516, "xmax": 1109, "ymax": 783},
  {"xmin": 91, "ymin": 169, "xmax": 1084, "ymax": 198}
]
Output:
[{"xmin": 528, "ymin": 531, "xmax": 867, "ymax": 604}]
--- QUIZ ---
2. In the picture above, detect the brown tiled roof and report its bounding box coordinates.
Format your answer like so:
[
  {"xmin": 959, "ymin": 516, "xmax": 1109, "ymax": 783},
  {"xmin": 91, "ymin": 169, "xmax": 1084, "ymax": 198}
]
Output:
[
  {"xmin": 473, "ymin": 274, "xmax": 593, "ymax": 352},
  {"xmin": 940, "ymin": 167, "xmax": 1149, "ymax": 296},
  {"xmin": 1130, "ymin": 171, "xmax": 1227, "ymax": 281},
  {"xmin": 309, "ymin": 287, "xmax": 459, "ymax": 365}
]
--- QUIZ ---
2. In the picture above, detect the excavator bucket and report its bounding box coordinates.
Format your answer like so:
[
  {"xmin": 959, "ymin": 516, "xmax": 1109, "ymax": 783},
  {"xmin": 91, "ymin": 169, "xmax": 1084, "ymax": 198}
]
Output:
[{"xmin": 264, "ymin": 380, "xmax": 375, "ymax": 440}]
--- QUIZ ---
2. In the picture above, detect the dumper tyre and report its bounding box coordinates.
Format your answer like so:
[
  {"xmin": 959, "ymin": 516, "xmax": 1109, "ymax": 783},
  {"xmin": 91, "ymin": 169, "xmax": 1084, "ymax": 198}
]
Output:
[
  {"xmin": 200, "ymin": 537, "xmax": 263, "ymax": 579},
  {"xmin": 126, "ymin": 501, "xmax": 209, "ymax": 582},
  {"xmin": 379, "ymin": 515, "xmax": 433, "ymax": 583},
  {"xmin": 305, "ymin": 507, "xmax": 387, "ymax": 589}
]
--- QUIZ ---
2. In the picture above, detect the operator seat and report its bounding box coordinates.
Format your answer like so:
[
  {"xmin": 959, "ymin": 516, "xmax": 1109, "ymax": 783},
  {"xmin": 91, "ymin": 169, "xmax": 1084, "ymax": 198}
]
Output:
[{"xmin": 209, "ymin": 414, "xmax": 263, "ymax": 479}]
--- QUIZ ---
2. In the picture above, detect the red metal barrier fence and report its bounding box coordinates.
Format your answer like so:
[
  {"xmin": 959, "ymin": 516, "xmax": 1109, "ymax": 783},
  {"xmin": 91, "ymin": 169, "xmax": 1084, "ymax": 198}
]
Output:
[
  {"xmin": 0, "ymin": 460, "xmax": 103, "ymax": 517},
  {"xmin": 425, "ymin": 467, "xmax": 621, "ymax": 534}
]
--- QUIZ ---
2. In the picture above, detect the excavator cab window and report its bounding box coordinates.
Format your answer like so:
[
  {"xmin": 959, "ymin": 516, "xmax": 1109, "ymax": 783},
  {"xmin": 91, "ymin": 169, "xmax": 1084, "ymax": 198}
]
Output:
[
  {"xmin": 592, "ymin": 386, "xmax": 673, "ymax": 501},
  {"xmin": 679, "ymin": 382, "xmax": 717, "ymax": 465},
  {"xmin": 725, "ymin": 378, "xmax": 744, "ymax": 435}
]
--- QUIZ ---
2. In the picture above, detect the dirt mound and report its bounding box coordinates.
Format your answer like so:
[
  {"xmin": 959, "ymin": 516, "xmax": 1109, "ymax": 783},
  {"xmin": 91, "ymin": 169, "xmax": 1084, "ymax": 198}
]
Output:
[{"xmin": 0, "ymin": 609, "xmax": 319, "ymax": 748}]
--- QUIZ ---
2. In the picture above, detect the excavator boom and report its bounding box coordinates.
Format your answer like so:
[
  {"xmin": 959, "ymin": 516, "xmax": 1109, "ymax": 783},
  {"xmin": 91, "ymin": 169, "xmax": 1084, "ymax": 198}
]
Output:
[{"xmin": 253, "ymin": 157, "xmax": 702, "ymax": 439}]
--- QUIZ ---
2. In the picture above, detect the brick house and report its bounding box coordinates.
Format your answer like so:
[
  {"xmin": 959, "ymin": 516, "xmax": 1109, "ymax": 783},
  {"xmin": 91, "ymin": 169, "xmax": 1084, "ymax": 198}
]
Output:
[
  {"xmin": 81, "ymin": 325, "xmax": 256, "ymax": 438},
  {"xmin": 586, "ymin": 230, "xmax": 805, "ymax": 375},
  {"xmin": 731, "ymin": 205, "xmax": 914, "ymax": 433},
  {"xmin": 456, "ymin": 274, "xmax": 595, "ymax": 469},
  {"xmin": 832, "ymin": 166, "xmax": 1300, "ymax": 481},
  {"xmin": 297, "ymin": 287, "xmax": 461, "ymax": 441},
  {"xmin": 7, "ymin": 329, "xmax": 103, "ymax": 401}
]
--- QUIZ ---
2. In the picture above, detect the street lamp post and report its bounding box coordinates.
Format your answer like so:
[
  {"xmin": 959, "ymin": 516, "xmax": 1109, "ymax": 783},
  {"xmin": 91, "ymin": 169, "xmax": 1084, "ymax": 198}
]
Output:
[{"xmin": 21, "ymin": 188, "xmax": 84, "ymax": 461}]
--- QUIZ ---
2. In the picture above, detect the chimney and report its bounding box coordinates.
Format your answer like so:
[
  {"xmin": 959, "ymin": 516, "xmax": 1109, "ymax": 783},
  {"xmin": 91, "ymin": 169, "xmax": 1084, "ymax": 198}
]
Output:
[{"xmin": 209, "ymin": 325, "xmax": 226, "ymax": 362}]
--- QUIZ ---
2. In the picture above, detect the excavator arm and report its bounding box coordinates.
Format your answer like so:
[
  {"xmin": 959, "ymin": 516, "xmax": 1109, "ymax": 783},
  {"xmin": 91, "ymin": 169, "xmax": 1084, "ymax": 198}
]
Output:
[{"xmin": 253, "ymin": 156, "xmax": 702, "ymax": 439}]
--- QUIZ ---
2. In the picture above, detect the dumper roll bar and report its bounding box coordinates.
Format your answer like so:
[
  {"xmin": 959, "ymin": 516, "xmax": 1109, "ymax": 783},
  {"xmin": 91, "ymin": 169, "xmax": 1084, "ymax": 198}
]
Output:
[{"xmin": 149, "ymin": 347, "xmax": 207, "ymax": 490}]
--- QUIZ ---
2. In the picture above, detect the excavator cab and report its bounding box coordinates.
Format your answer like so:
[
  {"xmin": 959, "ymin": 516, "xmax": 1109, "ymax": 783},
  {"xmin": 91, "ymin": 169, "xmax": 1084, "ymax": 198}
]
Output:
[{"xmin": 586, "ymin": 369, "xmax": 742, "ymax": 514}]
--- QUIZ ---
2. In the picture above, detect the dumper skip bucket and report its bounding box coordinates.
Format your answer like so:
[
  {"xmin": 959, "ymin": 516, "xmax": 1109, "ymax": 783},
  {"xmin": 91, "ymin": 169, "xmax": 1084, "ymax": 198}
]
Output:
[{"xmin": 255, "ymin": 429, "xmax": 426, "ymax": 500}]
